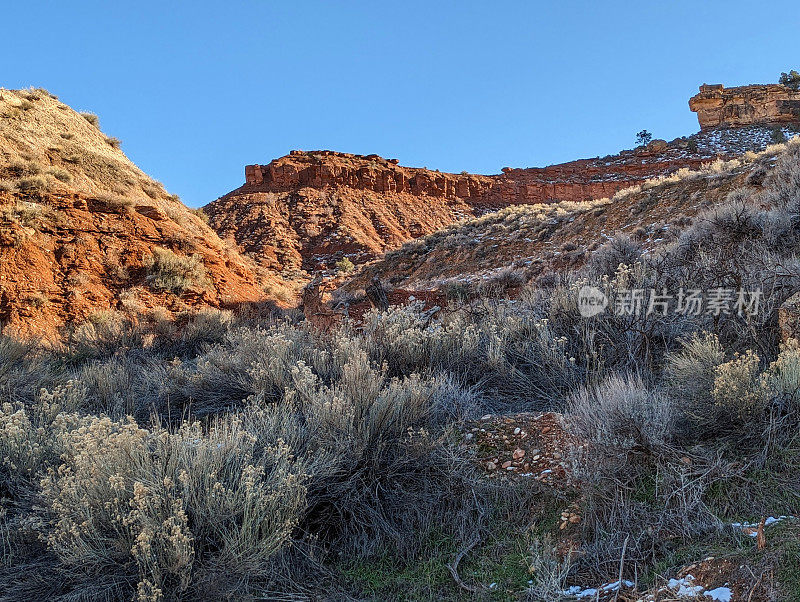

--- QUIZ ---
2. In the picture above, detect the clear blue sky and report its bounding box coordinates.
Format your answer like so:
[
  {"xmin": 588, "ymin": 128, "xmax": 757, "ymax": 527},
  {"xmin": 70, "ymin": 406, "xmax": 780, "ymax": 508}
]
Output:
[{"xmin": 5, "ymin": 1, "xmax": 799, "ymax": 207}]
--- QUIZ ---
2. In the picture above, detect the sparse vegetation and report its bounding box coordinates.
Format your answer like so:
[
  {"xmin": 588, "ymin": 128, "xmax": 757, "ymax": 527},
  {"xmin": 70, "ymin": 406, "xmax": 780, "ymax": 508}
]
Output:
[
  {"xmin": 335, "ymin": 256, "xmax": 355, "ymax": 274},
  {"xmin": 190, "ymin": 207, "xmax": 209, "ymax": 224},
  {"xmin": 79, "ymin": 111, "xmax": 99, "ymax": 126},
  {"xmin": 104, "ymin": 135, "xmax": 121, "ymax": 149},
  {"xmin": 2, "ymin": 91, "xmax": 800, "ymax": 600}
]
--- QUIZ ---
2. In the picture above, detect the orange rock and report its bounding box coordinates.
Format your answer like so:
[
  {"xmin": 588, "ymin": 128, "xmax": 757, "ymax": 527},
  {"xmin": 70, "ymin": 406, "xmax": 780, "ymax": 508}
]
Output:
[{"xmin": 690, "ymin": 83, "xmax": 800, "ymax": 129}]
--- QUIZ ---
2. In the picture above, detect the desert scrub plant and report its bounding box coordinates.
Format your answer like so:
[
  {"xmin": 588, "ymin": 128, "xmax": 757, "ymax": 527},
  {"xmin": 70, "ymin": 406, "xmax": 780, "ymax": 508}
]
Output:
[
  {"xmin": 79, "ymin": 111, "xmax": 99, "ymax": 127},
  {"xmin": 96, "ymin": 192, "xmax": 134, "ymax": 213},
  {"xmin": 104, "ymin": 135, "xmax": 121, "ymax": 149},
  {"xmin": 190, "ymin": 207, "xmax": 209, "ymax": 224},
  {"xmin": 335, "ymin": 257, "xmax": 355, "ymax": 274},
  {"xmin": 242, "ymin": 348, "xmax": 486, "ymax": 560},
  {"xmin": 0, "ymin": 200, "xmax": 64, "ymax": 228},
  {"xmin": 145, "ymin": 248, "xmax": 210, "ymax": 294},
  {"xmin": 35, "ymin": 413, "xmax": 306, "ymax": 599},
  {"xmin": 568, "ymin": 373, "xmax": 678, "ymax": 458},
  {"xmin": 16, "ymin": 175, "xmax": 49, "ymax": 196},
  {"xmin": 712, "ymin": 349, "xmax": 765, "ymax": 422},
  {"xmin": 665, "ymin": 332, "xmax": 726, "ymax": 431},
  {"xmin": 45, "ymin": 166, "xmax": 71, "ymax": 183},
  {"xmin": 567, "ymin": 374, "xmax": 719, "ymax": 581},
  {"xmin": 588, "ymin": 234, "xmax": 642, "ymax": 277},
  {"xmin": 5, "ymin": 160, "xmax": 42, "ymax": 178}
]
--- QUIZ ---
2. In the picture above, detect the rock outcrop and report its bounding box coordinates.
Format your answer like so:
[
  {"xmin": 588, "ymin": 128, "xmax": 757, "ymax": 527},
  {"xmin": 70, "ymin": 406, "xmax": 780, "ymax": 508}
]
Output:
[
  {"xmin": 239, "ymin": 150, "xmax": 713, "ymax": 210},
  {"xmin": 689, "ymin": 83, "xmax": 800, "ymax": 129}
]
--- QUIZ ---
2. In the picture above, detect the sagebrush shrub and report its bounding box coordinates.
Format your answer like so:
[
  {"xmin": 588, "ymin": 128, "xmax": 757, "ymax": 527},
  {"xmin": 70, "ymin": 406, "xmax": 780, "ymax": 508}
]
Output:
[
  {"xmin": 145, "ymin": 248, "xmax": 210, "ymax": 294},
  {"xmin": 712, "ymin": 349, "xmax": 764, "ymax": 421},
  {"xmin": 568, "ymin": 373, "xmax": 677, "ymax": 456},
  {"xmin": 34, "ymin": 412, "xmax": 306, "ymax": 599},
  {"xmin": 588, "ymin": 234, "xmax": 642, "ymax": 277},
  {"xmin": 80, "ymin": 112, "xmax": 99, "ymax": 126}
]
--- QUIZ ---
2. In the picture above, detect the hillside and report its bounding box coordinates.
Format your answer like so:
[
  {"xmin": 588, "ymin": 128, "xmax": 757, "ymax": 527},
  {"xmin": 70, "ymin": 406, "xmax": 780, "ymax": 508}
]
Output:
[
  {"xmin": 0, "ymin": 88, "xmax": 285, "ymax": 337},
  {"xmin": 343, "ymin": 153, "xmax": 767, "ymax": 293}
]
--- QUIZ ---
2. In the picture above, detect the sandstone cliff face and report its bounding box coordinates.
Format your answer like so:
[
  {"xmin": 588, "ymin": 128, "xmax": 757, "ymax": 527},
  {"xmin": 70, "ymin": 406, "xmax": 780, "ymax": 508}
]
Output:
[
  {"xmin": 689, "ymin": 84, "xmax": 800, "ymax": 129},
  {"xmin": 0, "ymin": 89, "xmax": 281, "ymax": 337},
  {"xmin": 239, "ymin": 150, "xmax": 711, "ymax": 210}
]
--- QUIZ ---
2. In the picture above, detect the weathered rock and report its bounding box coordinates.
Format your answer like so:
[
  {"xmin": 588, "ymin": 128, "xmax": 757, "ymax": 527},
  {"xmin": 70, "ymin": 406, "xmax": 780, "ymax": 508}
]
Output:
[{"xmin": 689, "ymin": 83, "xmax": 800, "ymax": 129}]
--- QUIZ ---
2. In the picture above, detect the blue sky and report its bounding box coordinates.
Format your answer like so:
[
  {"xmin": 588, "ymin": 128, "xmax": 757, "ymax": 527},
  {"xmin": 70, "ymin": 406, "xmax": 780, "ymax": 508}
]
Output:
[{"xmin": 5, "ymin": 1, "xmax": 800, "ymax": 207}]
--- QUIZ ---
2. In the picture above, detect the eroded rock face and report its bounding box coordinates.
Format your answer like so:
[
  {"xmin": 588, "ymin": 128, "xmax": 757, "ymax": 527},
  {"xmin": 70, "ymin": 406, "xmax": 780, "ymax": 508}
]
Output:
[
  {"xmin": 206, "ymin": 129, "xmax": 771, "ymax": 276},
  {"xmin": 237, "ymin": 149, "xmax": 712, "ymax": 211},
  {"xmin": 689, "ymin": 83, "xmax": 800, "ymax": 129}
]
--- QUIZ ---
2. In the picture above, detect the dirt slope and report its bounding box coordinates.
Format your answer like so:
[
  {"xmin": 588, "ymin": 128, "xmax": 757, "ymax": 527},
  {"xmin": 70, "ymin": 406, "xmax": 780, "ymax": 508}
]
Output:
[
  {"xmin": 0, "ymin": 88, "xmax": 286, "ymax": 337},
  {"xmin": 342, "ymin": 153, "xmax": 774, "ymax": 293}
]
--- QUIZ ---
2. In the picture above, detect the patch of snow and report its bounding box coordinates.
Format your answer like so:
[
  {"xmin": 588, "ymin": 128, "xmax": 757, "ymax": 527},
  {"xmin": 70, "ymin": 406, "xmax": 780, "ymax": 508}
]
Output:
[
  {"xmin": 705, "ymin": 586, "xmax": 733, "ymax": 602},
  {"xmin": 667, "ymin": 575, "xmax": 705, "ymax": 597}
]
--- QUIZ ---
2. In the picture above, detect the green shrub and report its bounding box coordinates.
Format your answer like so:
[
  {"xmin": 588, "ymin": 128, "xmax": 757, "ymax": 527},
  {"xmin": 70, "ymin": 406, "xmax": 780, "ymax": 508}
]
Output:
[
  {"xmin": 335, "ymin": 257, "xmax": 355, "ymax": 274},
  {"xmin": 145, "ymin": 248, "xmax": 211, "ymax": 294},
  {"xmin": 779, "ymin": 69, "xmax": 800, "ymax": 91}
]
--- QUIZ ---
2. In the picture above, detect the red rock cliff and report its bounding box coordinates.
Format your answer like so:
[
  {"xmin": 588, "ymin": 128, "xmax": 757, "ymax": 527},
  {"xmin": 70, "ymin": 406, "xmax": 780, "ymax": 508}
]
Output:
[
  {"xmin": 689, "ymin": 83, "xmax": 800, "ymax": 129},
  {"xmin": 240, "ymin": 148, "xmax": 712, "ymax": 210}
]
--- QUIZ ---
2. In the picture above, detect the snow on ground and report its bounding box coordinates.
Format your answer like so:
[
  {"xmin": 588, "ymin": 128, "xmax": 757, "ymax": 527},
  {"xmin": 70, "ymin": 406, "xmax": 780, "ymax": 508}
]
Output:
[{"xmin": 665, "ymin": 575, "xmax": 732, "ymax": 601}]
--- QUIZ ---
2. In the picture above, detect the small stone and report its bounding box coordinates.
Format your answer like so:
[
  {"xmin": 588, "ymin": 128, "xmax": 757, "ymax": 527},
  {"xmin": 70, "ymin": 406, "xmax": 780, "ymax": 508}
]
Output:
[
  {"xmin": 552, "ymin": 452, "xmax": 561, "ymax": 460},
  {"xmin": 532, "ymin": 455, "xmax": 541, "ymax": 462},
  {"xmin": 542, "ymin": 426, "xmax": 552, "ymax": 435},
  {"xmin": 513, "ymin": 427, "xmax": 521, "ymax": 435},
  {"xmin": 487, "ymin": 461, "xmax": 497, "ymax": 470},
  {"xmin": 569, "ymin": 515, "xmax": 581, "ymax": 524},
  {"xmin": 480, "ymin": 414, "xmax": 492, "ymax": 421},
  {"xmin": 464, "ymin": 433, "xmax": 473, "ymax": 440},
  {"xmin": 501, "ymin": 460, "xmax": 512, "ymax": 469},
  {"xmin": 513, "ymin": 448, "xmax": 525, "ymax": 460}
]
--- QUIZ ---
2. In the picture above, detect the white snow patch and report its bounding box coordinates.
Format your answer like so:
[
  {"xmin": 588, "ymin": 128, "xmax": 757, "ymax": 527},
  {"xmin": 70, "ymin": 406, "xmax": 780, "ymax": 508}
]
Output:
[{"xmin": 705, "ymin": 586, "xmax": 733, "ymax": 602}]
